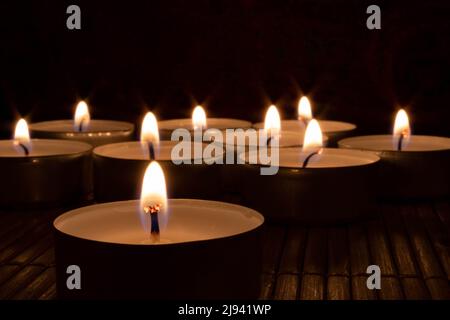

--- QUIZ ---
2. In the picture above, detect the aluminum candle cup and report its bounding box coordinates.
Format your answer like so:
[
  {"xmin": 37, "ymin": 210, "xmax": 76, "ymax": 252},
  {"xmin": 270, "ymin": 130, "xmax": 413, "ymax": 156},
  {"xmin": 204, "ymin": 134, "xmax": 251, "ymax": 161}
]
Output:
[
  {"xmin": 29, "ymin": 120, "xmax": 134, "ymax": 147},
  {"xmin": 253, "ymin": 120, "xmax": 356, "ymax": 146},
  {"xmin": 211, "ymin": 130, "xmax": 327, "ymax": 202},
  {"xmin": 238, "ymin": 148, "xmax": 380, "ymax": 224},
  {"xmin": 54, "ymin": 199, "xmax": 264, "ymax": 299},
  {"xmin": 339, "ymin": 135, "xmax": 450, "ymax": 199},
  {"xmin": 93, "ymin": 141, "xmax": 224, "ymax": 202},
  {"xmin": 0, "ymin": 139, "xmax": 92, "ymax": 208},
  {"xmin": 158, "ymin": 118, "xmax": 252, "ymax": 140}
]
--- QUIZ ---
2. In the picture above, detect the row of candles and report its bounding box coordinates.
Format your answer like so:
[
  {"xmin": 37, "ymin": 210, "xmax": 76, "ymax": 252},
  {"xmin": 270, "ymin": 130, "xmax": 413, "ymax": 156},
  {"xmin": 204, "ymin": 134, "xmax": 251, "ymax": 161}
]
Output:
[{"xmin": 1, "ymin": 97, "xmax": 449, "ymax": 298}]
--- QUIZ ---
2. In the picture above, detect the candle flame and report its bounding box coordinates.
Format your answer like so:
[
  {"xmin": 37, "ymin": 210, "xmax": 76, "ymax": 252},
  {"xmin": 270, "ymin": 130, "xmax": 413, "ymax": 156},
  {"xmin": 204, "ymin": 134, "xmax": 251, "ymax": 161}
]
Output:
[
  {"xmin": 14, "ymin": 118, "xmax": 31, "ymax": 155},
  {"xmin": 393, "ymin": 109, "xmax": 411, "ymax": 150},
  {"xmin": 264, "ymin": 105, "xmax": 281, "ymax": 138},
  {"xmin": 303, "ymin": 119, "xmax": 323, "ymax": 151},
  {"xmin": 298, "ymin": 96, "xmax": 313, "ymax": 122},
  {"xmin": 140, "ymin": 112, "xmax": 160, "ymax": 144},
  {"xmin": 192, "ymin": 105, "xmax": 207, "ymax": 130},
  {"xmin": 74, "ymin": 101, "xmax": 90, "ymax": 132},
  {"xmin": 393, "ymin": 109, "xmax": 410, "ymax": 137},
  {"xmin": 140, "ymin": 161, "xmax": 168, "ymax": 233}
]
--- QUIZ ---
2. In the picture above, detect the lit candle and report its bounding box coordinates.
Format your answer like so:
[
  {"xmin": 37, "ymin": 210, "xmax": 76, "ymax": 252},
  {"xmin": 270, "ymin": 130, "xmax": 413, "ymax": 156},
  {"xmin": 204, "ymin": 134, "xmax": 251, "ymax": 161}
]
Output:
[
  {"xmin": 29, "ymin": 100, "xmax": 134, "ymax": 147},
  {"xmin": 93, "ymin": 112, "xmax": 224, "ymax": 202},
  {"xmin": 158, "ymin": 105, "xmax": 252, "ymax": 140},
  {"xmin": 212, "ymin": 106, "xmax": 327, "ymax": 203},
  {"xmin": 237, "ymin": 119, "xmax": 380, "ymax": 223},
  {"xmin": 253, "ymin": 96, "xmax": 356, "ymax": 146},
  {"xmin": 0, "ymin": 119, "xmax": 92, "ymax": 208},
  {"xmin": 339, "ymin": 109, "xmax": 450, "ymax": 199},
  {"xmin": 54, "ymin": 161, "xmax": 264, "ymax": 299},
  {"xmin": 213, "ymin": 105, "xmax": 328, "ymax": 149}
]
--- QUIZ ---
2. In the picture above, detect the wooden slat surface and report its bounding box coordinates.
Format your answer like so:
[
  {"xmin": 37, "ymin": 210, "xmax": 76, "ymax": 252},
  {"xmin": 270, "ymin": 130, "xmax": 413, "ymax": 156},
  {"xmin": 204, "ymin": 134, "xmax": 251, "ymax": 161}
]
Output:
[{"xmin": 1, "ymin": 202, "xmax": 449, "ymax": 300}]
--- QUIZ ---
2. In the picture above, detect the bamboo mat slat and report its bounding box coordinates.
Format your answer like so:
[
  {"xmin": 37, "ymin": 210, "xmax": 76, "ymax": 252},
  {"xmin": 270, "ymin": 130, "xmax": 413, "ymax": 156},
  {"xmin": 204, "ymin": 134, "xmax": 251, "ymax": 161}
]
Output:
[
  {"xmin": 0, "ymin": 202, "xmax": 449, "ymax": 300},
  {"xmin": 273, "ymin": 274, "xmax": 299, "ymax": 300},
  {"xmin": 351, "ymin": 276, "xmax": 377, "ymax": 300}
]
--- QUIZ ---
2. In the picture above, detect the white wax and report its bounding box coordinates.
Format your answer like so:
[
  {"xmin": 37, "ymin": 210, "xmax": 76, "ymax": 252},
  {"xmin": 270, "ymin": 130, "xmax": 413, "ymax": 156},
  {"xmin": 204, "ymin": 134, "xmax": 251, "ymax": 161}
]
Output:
[
  {"xmin": 211, "ymin": 130, "xmax": 315, "ymax": 148},
  {"xmin": 253, "ymin": 119, "xmax": 356, "ymax": 134},
  {"xmin": 339, "ymin": 135, "xmax": 450, "ymax": 152},
  {"xmin": 239, "ymin": 147, "xmax": 379, "ymax": 168},
  {"xmin": 54, "ymin": 199, "xmax": 264, "ymax": 245},
  {"xmin": 0, "ymin": 139, "xmax": 92, "ymax": 158},
  {"xmin": 29, "ymin": 119, "xmax": 133, "ymax": 134},
  {"xmin": 159, "ymin": 118, "xmax": 252, "ymax": 131},
  {"xmin": 94, "ymin": 141, "xmax": 224, "ymax": 162}
]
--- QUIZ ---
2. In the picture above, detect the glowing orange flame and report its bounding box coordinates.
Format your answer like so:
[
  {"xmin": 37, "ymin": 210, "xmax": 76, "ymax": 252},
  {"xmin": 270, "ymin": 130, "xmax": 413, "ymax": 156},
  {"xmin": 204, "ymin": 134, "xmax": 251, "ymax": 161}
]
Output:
[
  {"xmin": 140, "ymin": 162, "xmax": 168, "ymax": 236},
  {"xmin": 298, "ymin": 96, "xmax": 312, "ymax": 122},
  {"xmin": 140, "ymin": 112, "xmax": 160, "ymax": 144},
  {"xmin": 192, "ymin": 105, "xmax": 207, "ymax": 130},
  {"xmin": 303, "ymin": 119, "xmax": 323, "ymax": 151},
  {"xmin": 14, "ymin": 118, "xmax": 31, "ymax": 155},
  {"xmin": 264, "ymin": 105, "xmax": 281, "ymax": 138},
  {"xmin": 74, "ymin": 101, "xmax": 90, "ymax": 132}
]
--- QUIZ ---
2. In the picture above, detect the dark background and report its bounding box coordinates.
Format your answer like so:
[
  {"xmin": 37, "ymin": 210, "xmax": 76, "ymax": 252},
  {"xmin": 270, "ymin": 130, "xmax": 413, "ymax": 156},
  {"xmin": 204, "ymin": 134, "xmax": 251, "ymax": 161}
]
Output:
[{"xmin": 1, "ymin": 0, "xmax": 449, "ymax": 138}]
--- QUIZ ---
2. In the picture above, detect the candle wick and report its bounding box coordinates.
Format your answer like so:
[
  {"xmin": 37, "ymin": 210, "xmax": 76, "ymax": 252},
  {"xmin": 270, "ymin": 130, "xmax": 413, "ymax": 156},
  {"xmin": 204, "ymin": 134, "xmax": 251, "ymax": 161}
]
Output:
[
  {"xmin": 18, "ymin": 143, "xmax": 29, "ymax": 156},
  {"xmin": 78, "ymin": 119, "xmax": 84, "ymax": 133},
  {"xmin": 148, "ymin": 142, "xmax": 155, "ymax": 161},
  {"xmin": 266, "ymin": 135, "xmax": 273, "ymax": 147},
  {"xmin": 300, "ymin": 117, "xmax": 309, "ymax": 127},
  {"xmin": 397, "ymin": 133, "xmax": 404, "ymax": 151},
  {"xmin": 144, "ymin": 204, "xmax": 161, "ymax": 243},
  {"xmin": 302, "ymin": 149, "xmax": 321, "ymax": 168}
]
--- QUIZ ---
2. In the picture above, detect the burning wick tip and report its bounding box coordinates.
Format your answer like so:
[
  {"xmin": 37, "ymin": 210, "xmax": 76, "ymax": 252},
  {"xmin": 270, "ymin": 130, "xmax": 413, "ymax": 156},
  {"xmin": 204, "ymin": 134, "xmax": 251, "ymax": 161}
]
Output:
[
  {"xmin": 144, "ymin": 204, "xmax": 161, "ymax": 242},
  {"xmin": 18, "ymin": 143, "xmax": 29, "ymax": 156},
  {"xmin": 78, "ymin": 120, "xmax": 84, "ymax": 133},
  {"xmin": 397, "ymin": 133, "xmax": 405, "ymax": 151},
  {"xmin": 302, "ymin": 149, "xmax": 322, "ymax": 169},
  {"xmin": 299, "ymin": 117, "xmax": 309, "ymax": 127},
  {"xmin": 266, "ymin": 135, "xmax": 273, "ymax": 146},
  {"xmin": 148, "ymin": 142, "xmax": 155, "ymax": 161}
]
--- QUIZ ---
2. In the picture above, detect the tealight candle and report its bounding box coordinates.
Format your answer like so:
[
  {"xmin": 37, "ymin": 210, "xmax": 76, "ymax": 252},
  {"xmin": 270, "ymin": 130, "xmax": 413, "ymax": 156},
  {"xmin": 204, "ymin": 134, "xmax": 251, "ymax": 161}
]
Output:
[
  {"xmin": 339, "ymin": 109, "xmax": 450, "ymax": 199},
  {"xmin": 158, "ymin": 105, "xmax": 252, "ymax": 140},
  {"xmin": 253, "ymin": 96, "xmax": 356, "ymax": 146},
  {"xmin": 213, "ymin": 105, "xmax": 328, "ymax": 150},
  {"xmin": 93, "ymin": 112, "xmax": 225, "ymax": 202},
  {"xmin": 237, "ymin": 119, "xmax": 380, "ymax": 224},
  {"xmin": 54, "ymin": 161, "xmax": 264, "ymax": 299},
  {"xmin": 29, "ymin": 101, "xmax": 135, "ymax": 147},
  {"xmin": 212, "ymin": 106, "xmax": 327, "ymax": 201},
  {"xmin": 0, "ymin": 119, "xmax": 92, "ymax": 208}
]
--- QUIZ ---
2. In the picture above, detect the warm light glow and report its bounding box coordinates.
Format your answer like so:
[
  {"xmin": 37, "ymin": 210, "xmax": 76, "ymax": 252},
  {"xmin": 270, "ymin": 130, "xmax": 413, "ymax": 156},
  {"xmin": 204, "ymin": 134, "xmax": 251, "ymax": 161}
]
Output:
[
  {"xmin": 393, "ymin": 109, "xmax": 410, "ymax": 138},
  {"xmin": 14, "ymin": 119, "xmax": 31, "ymax": 154},
  {"xmin": 303, "ymin": 119, "xmax": 323, "ymax": 151},
  {"xmin": 140, "ymin": 161, "xmax": 168, "ymax": 233},
  {"xmin": 264, "ymin": 105, "xmax": 281, "ymax": 137},
  {"xmin": 393, "ymin": 109, "xmax": 411, "ymax": 150},
  {"xmin": 74, "ymin": 101, "xmax": 90, "ymax": 132},
  {"xmin": 140, "ymin": 112, "xmax": 160, "ymax": 144},
  {"xmin": 192, "ymin": 105, "xmax": 207, "ymax": 130},
  {"xmin": 14, "ymin": 119, "xmax": 30, "ymax": 144},
  {"xmin": 298, "ymin": 96, "xmax": 313, "ymax": 121}
]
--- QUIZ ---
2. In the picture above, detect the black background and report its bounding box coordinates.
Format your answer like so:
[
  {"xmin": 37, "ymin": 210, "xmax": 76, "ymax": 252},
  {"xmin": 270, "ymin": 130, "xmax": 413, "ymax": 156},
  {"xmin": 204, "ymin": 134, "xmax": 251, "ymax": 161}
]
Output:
[{"xmin": 1, "ymin": 0, "xmax": 449, "ymax": 138}]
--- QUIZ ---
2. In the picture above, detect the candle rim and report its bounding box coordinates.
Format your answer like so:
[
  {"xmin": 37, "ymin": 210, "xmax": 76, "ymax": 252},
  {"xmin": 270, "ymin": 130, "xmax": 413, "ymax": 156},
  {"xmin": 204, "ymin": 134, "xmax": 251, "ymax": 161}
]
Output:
[
  {"xmin": 93, "ymin": 140, "xmax": 225, "ymax": 161},
  {"xmin": 0, "ymin": 138, "xmax": 92, "ymax": 158},
  {"xmin": 211, "ymin": 129, "xmax": 328, "ymax": 148},
  {"xmin": 54, "ymin": 199, "xmax": 265, "ymax": 246},
  {"xmin": 253, "ymin": 119, "xmax": 356, "ymax": 133},
  {"xmin": 240, "ymin": 147, "xmax": 380, "ymax": 169},
  {"xmin": 338, "ymin": 135, "xmax": 450, "ymax": 152},
  {"xmin": 158, "ymin": 117, "xmax": 252, "ymax": 130},
  {"xmin": 29, "ymin": 119, "xmax": 134, "ymax": 134}
]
